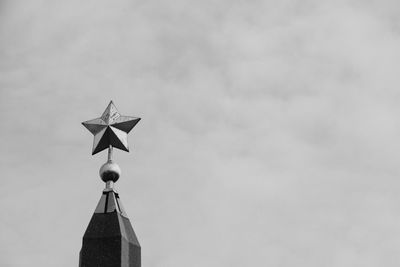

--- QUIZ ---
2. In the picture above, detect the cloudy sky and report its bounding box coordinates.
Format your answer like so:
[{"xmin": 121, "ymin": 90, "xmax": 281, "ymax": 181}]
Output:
[{"xmin": 1, "ymin": 0, "xmax": 400, "ymax": 266}]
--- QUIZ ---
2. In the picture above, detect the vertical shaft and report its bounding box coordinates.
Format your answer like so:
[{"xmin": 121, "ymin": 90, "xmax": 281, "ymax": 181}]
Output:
[{"xmin": 108, "ymin": 145, "xmax": 113, "ymax": 162}]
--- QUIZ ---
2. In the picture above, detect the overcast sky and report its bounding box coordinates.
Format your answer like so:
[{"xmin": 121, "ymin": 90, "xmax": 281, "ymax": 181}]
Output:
[{"xmin": 1, "ymin": 0, "xmax": 400, "ymax": 266}]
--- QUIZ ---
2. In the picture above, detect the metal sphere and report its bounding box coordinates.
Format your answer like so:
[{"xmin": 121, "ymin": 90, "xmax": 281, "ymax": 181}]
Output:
[{"xmin": 99, "ymin": 161, "xmax": 121, "ymax": 183}]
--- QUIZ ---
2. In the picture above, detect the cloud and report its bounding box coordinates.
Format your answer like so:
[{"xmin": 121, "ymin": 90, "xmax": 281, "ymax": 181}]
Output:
[{"xmin": 1, "ymin": 0, "xmax": 400, "ymax": 266}]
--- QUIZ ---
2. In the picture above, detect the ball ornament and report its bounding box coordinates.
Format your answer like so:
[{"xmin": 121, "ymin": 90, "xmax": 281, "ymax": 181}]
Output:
[{"xmin": 99, "ymin": 161, "xmax": 121, "ymax": 183}]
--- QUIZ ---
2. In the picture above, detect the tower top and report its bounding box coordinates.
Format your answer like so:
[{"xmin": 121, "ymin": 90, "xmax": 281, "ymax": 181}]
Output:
[{"xmin": 80, "ymin": 101, "xmax": 142, "ymax": 267}]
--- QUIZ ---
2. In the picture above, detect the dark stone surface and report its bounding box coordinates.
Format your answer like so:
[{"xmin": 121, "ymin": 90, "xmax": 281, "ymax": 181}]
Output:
[{"xmin": 79, "ymin": 211, "xmax": 141, "ymax": 267}]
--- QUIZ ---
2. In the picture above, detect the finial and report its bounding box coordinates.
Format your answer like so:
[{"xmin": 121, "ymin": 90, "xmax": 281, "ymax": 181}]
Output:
[{"xmin": 82, "ymin": 101, "xmax": 141, "ymax": 185}]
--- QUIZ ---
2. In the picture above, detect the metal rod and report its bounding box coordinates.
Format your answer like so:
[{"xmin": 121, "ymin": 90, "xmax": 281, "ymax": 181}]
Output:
[
  {"xmin": 108, "ymin": 145, "xmax": 113, "ymax": 162},
  {"xmin": 106, "ymin": 181, "xmax": 114, "ymax": 190}
]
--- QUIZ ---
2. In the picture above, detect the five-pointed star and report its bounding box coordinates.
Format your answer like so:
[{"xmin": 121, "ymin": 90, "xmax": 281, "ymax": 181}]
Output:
[{"xmin": 82, "ymin": 101, "xmax": 141, "ymax": 155}]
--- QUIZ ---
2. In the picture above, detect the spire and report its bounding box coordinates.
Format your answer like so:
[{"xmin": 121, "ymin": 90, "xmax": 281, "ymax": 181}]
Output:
[{"xmin": 79, "ymin": 101, "xmax": 141, "ymax": 267}]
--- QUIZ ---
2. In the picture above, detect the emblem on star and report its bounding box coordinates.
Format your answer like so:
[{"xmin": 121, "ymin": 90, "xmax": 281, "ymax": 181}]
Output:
[{"xmin": 82, "ymin": 101, "xmax": 141, "ymax": 155}]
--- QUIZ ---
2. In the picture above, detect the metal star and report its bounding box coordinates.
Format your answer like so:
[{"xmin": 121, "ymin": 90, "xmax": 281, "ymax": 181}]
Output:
[{"xmin": 82, "ymin": 101, "xmax": 141, "ymax": 155}]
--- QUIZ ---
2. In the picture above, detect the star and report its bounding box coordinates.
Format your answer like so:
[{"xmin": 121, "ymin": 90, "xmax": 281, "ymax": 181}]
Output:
[{"xmin": 82, "ymin": 101, "xmax": 141, "ymax": 155}]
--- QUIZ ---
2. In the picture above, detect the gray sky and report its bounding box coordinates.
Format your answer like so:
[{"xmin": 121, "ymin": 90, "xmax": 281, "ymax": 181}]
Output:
[{"xmin": 1, "ymin": 0, "xmax": 400, "ymax": 266}]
